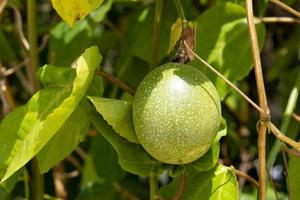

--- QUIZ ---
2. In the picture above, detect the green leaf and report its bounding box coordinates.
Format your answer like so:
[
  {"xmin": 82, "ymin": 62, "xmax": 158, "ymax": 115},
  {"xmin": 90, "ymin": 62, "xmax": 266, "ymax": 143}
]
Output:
[
  {"xmin": 88, "ymin": 133, "xmax": 126, "ymax": 182},
  {"xmin": 0, "ymin": 170, "xmax": 21, "ymax": 200},
  {"xmin": 168, "ymin": 18, "xmax": 182, "ymax": 53},
  {"xmin": 192, "ymin": 2, "xmax": 265, "ymax": 99},
  {"xmin": 289, "ymin": 153, "xmax": 300, "ymax": 200},
  {"xmin": 49, "ymin": 20, "xmax": 94, "ymax": 66},
  {"xmin": 51, "ymin": 0, "xmax": 104, "ymax": 26},
  {"xmin": 0, "ymin": 46, "xmax": 101, "ymax": 182},
  {"xmin": 77, "ymin": 182, "xmax": 119, "ymax": 200},
  {"xmin": 37, "ymin": 65, "xmax": 76, "ymax": 87},
  {"xmin": 91, "ymin": 111, "xmax": 166, "ymax": 176},
  {"xmin": 0, "ymin": 30, "xmax": 17, "ymax": 62},
  {"xmin": 160, "ymin": 164, "xmax": 238, "ymax": 200},
  {"xmin": 89, "ymin": 97, "xmax": 139, "ymax": 143},
  {"xmin": 89, "ymin": 0, "xmax": 113, "ymax": 23},
  {"xmin": 37, "ymin": 100, "xmax": 91, "ymax": 173}
]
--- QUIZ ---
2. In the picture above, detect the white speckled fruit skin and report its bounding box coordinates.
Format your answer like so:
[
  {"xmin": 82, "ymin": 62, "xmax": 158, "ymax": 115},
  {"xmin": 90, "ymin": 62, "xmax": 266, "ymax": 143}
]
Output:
[{"xmin": 132, "ymin": 63, "xmax": 221, "ymax": 164}]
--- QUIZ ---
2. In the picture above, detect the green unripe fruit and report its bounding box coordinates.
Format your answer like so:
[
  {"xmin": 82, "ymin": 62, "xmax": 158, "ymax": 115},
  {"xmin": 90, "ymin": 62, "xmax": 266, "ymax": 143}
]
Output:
[{"xmin": 132, "ymin": 63, "xmax": 221, "ymax": 164}]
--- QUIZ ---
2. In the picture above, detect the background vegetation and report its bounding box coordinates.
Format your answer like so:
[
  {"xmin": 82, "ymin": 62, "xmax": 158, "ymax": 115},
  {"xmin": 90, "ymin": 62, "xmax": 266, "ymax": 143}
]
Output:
[{"xmin": 0, "ymin": 0, "xmax": 300, "ymax": 199}]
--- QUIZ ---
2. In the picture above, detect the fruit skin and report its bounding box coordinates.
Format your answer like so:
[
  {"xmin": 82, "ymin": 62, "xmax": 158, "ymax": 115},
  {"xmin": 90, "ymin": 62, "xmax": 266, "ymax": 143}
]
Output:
[{"xmin": 132, "ymin": 63, "xmax": 221, "ymax": 164}]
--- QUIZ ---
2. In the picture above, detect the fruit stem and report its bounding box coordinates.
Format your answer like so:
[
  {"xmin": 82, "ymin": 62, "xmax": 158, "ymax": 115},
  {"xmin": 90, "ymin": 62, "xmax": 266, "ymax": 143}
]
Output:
[
  {"xmin": 150, "ymin": 0, "xmax": 164, "ymax": 70},
  {"xmin": 149, "ymin": 174, "xmax": 158, "ymax": 200},
  {"xmin": 174, "ymin": 0, "xmax": 188, "ymax": 29},
  {"xmin": 172, "ymin": 172, "xmax": 186, "ymax": 200}
]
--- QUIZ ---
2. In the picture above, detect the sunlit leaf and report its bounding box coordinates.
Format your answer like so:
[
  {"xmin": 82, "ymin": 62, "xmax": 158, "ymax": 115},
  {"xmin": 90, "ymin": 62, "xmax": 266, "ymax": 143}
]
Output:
[
  {"xmin": 168, "ymin": 18, "xmax": 182, "ymax": 53},
  {"xmin": 51, "ymin": 0, "xmax": 104, "ymax": 26},
  {"xmin": 0, "ymin": 46, "xmax": 101, "ymax": 182}
]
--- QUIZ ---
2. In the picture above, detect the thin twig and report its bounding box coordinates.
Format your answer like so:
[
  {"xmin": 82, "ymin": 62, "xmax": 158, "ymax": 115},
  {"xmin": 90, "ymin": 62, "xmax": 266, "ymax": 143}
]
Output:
[
  {"xmin": 281, "ymin": 146, "xmax": 291, "ymax": 199},
  {"xmin": 172, "ymin": 172, "xmax": 186, "ymax": 200},
  {"xmin": 267, "ymin": 167, "xmax": 280, "ymax": 200},
  {"xmin": 96, "ymin": 70, "xmax": 135, "ymax": 96},
  {"xmin": 12, "ymin": 6, "xmax": 30, "ymax": 51},
  {"xmin": 256, "ymin": 17, "xmax": 300, "ymax": 23},
  {"xmin": 7, "ymin": 61, "xmax": 33, "ymax": 93},
  {"xmin": 231, "ymin": 166, "xmax": 259, "ymax": 188},
  {"xmin": 284, "ymin": 145, "xmax": 300, "ymax": 157},
  {"xmin": 270, "ymin": 0, "xmax": 300, "ymax": 19},
  {"xmin": 75, "ymin": 146, "xmax": 87, "ymax": 160},
  {"xmin": 38, "ymin": 34, "xmax": 49, "ymax": 52},
  {"xmin": 292, "ymin": 113, "xmax": 300, "ymax": 122},
  {"xmin": 183, "ymin": 41, "xmax": 265, "ymax": 115},
  {"xmin": 4, "ymin": 59, "xmax": 29, "ymax": 76},
  {"xmin": 0, "ymin": 78, "xmax": 16, "ymax": 112},
  {"xmin": 245, "ymin": 1, "xmax": 270, "ymax": 199},
  {"xmin": 65, "ymin": 156, "xmax": 82, "ymax": 171},
  {"xmin": 269, "ymin": 122, "xmax": 300, "ymax": 151},
  {"xmin": 150, "ymin": 0, "xmax": 164, "ymax": 70}
]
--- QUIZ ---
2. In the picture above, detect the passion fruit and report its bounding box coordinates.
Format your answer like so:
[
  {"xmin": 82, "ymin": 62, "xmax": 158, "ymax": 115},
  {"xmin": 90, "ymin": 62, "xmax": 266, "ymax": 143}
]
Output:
[{"xmin": 132, "ymin": 63, "xmax": 221, "ymax": 164}]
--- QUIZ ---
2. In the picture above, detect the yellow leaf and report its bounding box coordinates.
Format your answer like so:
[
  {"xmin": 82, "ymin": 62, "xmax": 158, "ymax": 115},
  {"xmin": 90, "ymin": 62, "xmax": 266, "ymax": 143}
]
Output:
[
  {"xmin": 52, "ymin": 0, "xmax": 104, "ymax": 26},
  {"xmin": 168, "ymin": 18, "xmax": 182, "ymax": 53}
]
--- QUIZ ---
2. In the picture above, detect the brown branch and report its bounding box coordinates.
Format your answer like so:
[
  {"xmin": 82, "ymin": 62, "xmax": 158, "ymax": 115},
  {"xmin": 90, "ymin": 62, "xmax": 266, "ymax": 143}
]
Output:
[
  {"xmin": 75, "ymin": 146, "xmax": 87, "ymax": 160},
  {"xmin": 0, "ymin": 67, "xmax": 16, "ymax": 114},
  {"xmin": 292, "ymin": 113, "xmax": 300, "ymax": 122},
  {"xmin": 245, "ymin": 1, "xmax": 270, "ymax": 200},
  {"xmin": 12, "ymin": 6, "xmax": 30, "ymax": 51},
  {"xmin": 0, "ymin": 0, "xmax": 7, "ymax": 15},
  {"xmin": 269, "ymin": 122, "xmax": 300, "ymax": 151},
  {"xmin": 284, "ymin": 145, "xmax": 300, "ymax": 157},
  {"xmin": 38, "ymin": 34, "xmax": 49, "ymax": 52},
  {"xmin": 270, "ymin": 0, "xmax": 300, "ymax": 19},
  {"xmin": 256, "ymin": 17, "xmax": 300, "ymax": 23},
  {"xmin": 172, "ymin": 172, "xmax": 186, "ymax": 200},
  {"xmin": 96, "ymin": 70, "xmax": 135, "ymax": 96},
  {"xmin": 231, "ymin": 166, "xmax": 259, "ymax": 188}
]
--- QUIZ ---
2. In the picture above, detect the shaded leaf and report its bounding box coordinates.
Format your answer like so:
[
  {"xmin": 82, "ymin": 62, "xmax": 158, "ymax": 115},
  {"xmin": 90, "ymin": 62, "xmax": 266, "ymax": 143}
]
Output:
[
  {"xmin": 77, "ymin": 182, "xmax": 119, "ymax": 200},
  {"xmin": 91, "ymin": 111, "xmax": 166, "ymax": 176},
  {"xmin": 0, "ymin": 46, "xmax": 101, "ymax": 182},
  {"xmin": 160, "ymin": 164, "xmax": 238, "ymax": 200},
  {"xmin": 0, "ymin": 30, "xmax": 17, "ymax": 62},
  {"xmin": 289, "ymin": 153, "xmax": 300, "ymax": 200},
  {"xmin": 89, "ymin": 133, "xmax": 126, "ymax": 182},
  {"xmin": 51, "ymin": 0, "xmax": 104, "ymax": 26},
  {"xmin": 49, "ymin": 20, "xmax": 94, "ymax": 66},
  {"xmin": 89, "ymin": 97, "xmax": 139, "ymax": 143}
]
